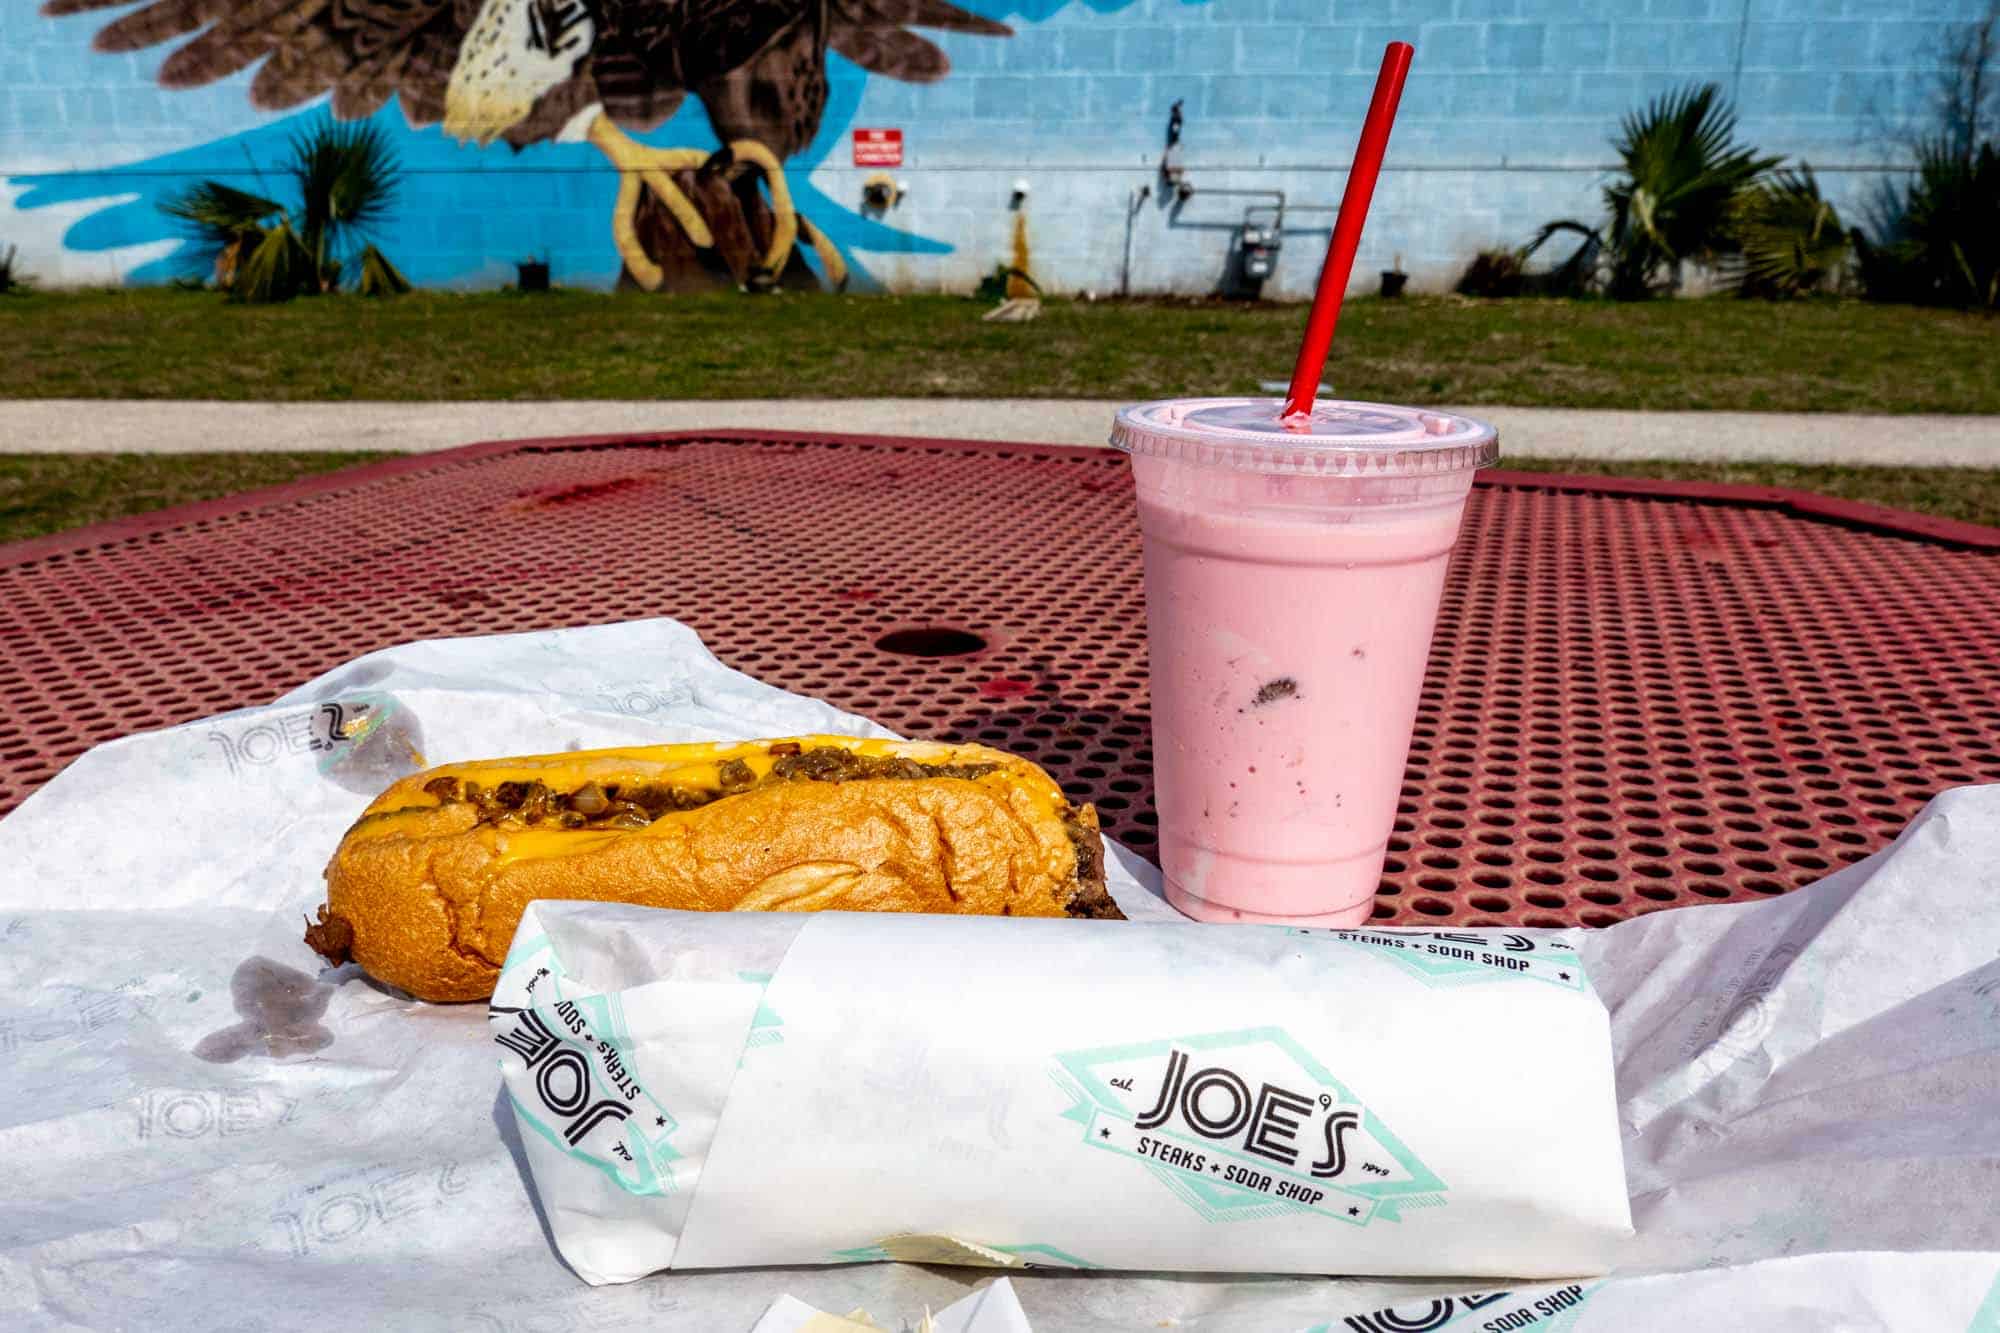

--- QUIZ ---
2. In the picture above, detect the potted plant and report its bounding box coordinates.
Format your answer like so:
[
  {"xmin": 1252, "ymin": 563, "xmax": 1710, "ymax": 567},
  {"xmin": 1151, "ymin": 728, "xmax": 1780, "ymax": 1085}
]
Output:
[{"xmin": 1379, "ymin": 252, "xmax": 1408, "ymax": 298}]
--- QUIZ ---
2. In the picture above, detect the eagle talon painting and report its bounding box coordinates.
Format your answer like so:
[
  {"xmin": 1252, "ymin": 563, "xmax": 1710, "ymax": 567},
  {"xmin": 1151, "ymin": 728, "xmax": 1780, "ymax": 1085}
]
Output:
[{"xmin": 24, "ymin": 0, "xmax": 1015, "ymax": 293}]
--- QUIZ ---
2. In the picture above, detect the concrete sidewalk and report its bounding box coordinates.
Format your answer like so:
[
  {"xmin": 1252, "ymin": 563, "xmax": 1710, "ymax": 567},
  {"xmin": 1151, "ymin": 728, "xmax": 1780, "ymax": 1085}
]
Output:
[{"xmin": 3, "ymin": 399, "xmax": 1997, "ymax": 466}]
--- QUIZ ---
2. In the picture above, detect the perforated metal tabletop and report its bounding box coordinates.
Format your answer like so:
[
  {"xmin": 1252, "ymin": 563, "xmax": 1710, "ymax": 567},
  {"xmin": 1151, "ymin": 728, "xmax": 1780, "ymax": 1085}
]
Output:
[{"xmin": 5, "ymin": 431, "xmax": 1998, "ymax": 928}]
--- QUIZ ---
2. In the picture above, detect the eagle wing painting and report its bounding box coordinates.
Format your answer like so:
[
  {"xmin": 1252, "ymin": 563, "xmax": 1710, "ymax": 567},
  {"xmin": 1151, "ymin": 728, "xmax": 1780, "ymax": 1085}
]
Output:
[{"xmin": 42, "ymin": 0, "xmax": 1012, "ymax": 290}]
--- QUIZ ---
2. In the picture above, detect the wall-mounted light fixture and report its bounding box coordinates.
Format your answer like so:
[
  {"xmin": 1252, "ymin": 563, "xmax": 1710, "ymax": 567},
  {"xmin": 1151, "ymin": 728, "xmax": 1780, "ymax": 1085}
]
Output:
[{"xmin": 861, "ymin": 172, "xmax": 904, "ymax": 213}]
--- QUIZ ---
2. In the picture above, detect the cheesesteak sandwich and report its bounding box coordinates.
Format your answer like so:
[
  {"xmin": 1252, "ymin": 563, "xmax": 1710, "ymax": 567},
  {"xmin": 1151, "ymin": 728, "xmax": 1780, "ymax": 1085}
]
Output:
[{"xmin": 307, "ymin": 735, "xmax": 1120, "ymax": 1001}]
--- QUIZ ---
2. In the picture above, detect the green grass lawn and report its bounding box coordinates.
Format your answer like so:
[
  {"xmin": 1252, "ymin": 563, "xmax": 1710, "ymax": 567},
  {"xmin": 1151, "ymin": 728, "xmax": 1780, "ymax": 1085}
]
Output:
[
  {"xmin": 0, "ymin": 453, "xmax": 392, "ymax": 543},
  {"xmin": 4, "ymin": 452, "xmax": 1996, "ymax": 547},
  {"xmin": 3, "ymin": 288, "xmax": 1997, "ymax": 412},
  {"xmin": 1502, "ymin": 457, "xmax": 2000, "ymax": 528}
]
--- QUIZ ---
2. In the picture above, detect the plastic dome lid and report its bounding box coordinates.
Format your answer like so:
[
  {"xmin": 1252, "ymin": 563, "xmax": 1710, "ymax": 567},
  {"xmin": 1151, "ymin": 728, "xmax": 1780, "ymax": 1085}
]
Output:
[{"xmin": 1111, "ymin": 397, "xmax": 1498, "ymax": 477}]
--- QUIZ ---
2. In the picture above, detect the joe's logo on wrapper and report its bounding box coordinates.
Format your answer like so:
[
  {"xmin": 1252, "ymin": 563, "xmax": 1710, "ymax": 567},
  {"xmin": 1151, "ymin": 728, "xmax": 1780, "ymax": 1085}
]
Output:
[
  {"xmin": 1321, "ymin": 1281, "xmax": 1599, "ymax": 1332},
  {"xmin": 492, "ymin": 931, "xmax": 784, "ymax": 1200},
  {"xmin": 1135, "ymin": 1048, "xmax": 1362, "ymax": 1178},
  {"xmin": 492, "ymin": 986, "xmax": 682, "ymax": 1196},
  {"xmin": 205, "ymin": 692, "xmax": 426, "ymax": 794},
  {"xmin": 1052, "ymin": 1027, "xmax": 1444, "ymax": 1225},
  {"xmin": 498, "ymin": 1006, "xmax": 642, "ymax": 1143},
  {"xmin": 1292, "ymin": 929, "xmax": 1590, "ymax": 994}
]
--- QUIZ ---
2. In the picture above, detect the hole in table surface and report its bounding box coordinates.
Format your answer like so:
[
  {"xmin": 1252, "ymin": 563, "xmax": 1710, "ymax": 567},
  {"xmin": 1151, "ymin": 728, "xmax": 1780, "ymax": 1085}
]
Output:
[{"xmin": 874, "ymin": 627, "xmax": 988, "ymax": 658}]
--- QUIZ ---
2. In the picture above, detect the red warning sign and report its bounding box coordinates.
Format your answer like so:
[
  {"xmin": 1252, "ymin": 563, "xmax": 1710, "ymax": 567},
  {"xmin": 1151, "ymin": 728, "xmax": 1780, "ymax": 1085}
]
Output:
[{"xmin": 852, "ymin": 128, "xmax": 903, "ymax": 167}]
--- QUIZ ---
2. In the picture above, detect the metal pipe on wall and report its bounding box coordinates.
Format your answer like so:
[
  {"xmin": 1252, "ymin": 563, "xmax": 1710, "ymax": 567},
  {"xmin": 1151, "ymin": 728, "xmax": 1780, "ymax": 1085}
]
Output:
[{"xmin": 1121, "ymin": 183, "xmax": 1151, "ymax": 299}]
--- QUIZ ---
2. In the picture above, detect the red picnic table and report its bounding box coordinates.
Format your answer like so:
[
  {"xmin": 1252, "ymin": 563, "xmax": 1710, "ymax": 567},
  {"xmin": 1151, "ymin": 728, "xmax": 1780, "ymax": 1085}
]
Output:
[{"xmin": 4, "ymin": 430, "xmax": 1998, "ymax": 927}]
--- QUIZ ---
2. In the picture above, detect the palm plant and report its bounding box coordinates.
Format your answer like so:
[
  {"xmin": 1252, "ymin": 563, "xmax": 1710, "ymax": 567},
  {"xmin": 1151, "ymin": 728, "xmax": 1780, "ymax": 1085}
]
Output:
[
  {"xmin": 1857, "ymin": 138, "xmax": 2000, "ymax": 309},
  {"xmin": 1730, "ymin": 167, "xmax": 1851, "ymax": 298},
  {"xmin": 163, "ymin": 119, "xmax": 410, "ymax": 302},
  {"xmin": 1529, "ymin": 83, "xmax": 1780, "ymax": 299}
]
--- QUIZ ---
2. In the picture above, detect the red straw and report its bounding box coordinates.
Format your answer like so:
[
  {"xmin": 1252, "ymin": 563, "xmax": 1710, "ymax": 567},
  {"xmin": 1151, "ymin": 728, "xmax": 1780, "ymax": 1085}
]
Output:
[{"xmin": 1281, "ymin": 41, "xmax": 1416, "ymax": 419}]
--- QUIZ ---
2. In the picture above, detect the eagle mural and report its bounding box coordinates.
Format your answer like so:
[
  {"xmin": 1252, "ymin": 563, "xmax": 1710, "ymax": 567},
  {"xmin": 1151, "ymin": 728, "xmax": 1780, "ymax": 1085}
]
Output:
[{"xmin": 39, "ymin": 0, "xmax": 1013, "ymax": 291}]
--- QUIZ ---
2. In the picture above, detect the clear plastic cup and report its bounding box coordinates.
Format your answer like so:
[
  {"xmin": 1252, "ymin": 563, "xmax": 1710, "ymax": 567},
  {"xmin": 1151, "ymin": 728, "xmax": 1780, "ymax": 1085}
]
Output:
[{"xmin": 1111, "ymin": 398, "xmax": 1498, "ymax": 925}]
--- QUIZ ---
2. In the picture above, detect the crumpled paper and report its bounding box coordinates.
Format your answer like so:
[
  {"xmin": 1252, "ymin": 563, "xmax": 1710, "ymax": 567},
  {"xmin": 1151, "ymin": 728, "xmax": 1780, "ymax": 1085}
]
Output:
[
  {"xmin": 751, "ymin": 1276, "xmax": 1031, "ymax": 1333},
  {"xmin": 2, "ymin": 617, "xmax": 1998, "ymax": 1331}
]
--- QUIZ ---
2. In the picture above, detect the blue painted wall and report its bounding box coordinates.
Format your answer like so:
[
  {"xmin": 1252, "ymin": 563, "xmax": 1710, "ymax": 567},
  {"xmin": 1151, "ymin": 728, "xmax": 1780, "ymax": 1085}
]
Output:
[{"xmin": 2, "ymin": 0, "xmax": 1985, "ymax": 296}]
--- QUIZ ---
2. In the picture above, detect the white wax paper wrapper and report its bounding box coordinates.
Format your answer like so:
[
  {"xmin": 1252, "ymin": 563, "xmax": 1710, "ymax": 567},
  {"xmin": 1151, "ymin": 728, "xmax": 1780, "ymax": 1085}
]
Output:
[
  {"xmin": 490, "ymin": 906, "xmax": 1629, "ymax": 1283},
  {"xmin": 2, "ymin": 617, "xmax": 1999, "ymax": 1330}
]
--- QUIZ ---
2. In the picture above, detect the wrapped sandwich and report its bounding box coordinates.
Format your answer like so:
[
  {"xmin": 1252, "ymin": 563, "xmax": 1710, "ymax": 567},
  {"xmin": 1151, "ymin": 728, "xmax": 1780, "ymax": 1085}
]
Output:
[{"xmin": 492, "ymin": 903, "xmax": 1632, "ymax": 1284}]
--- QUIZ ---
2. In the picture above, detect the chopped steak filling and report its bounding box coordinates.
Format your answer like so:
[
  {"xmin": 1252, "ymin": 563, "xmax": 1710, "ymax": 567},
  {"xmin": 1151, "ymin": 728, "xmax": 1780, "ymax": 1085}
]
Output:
[{"xmin": 1061, "ymin": 822, "xmax": 1120, "ymax": 920}]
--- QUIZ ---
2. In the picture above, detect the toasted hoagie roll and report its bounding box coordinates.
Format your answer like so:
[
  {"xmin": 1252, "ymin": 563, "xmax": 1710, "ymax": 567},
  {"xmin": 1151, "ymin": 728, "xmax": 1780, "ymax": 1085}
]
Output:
[{"xmin": 308, "ymin": 736, "xmax": 1119, "ymax": 1001}]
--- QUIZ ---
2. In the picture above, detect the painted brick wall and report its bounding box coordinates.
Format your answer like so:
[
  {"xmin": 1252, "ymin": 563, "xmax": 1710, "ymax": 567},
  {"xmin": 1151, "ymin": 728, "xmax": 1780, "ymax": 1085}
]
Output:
[{"xmin": 2, "ymin": 0, "xmax": 1987, "ymax": 295}]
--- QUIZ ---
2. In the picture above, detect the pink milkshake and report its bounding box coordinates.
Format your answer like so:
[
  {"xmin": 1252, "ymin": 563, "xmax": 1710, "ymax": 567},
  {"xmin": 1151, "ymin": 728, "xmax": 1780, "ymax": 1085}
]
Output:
[{"xmin": 1112, "ymin": 398, "xmax": 1497, "ymax": 925}]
